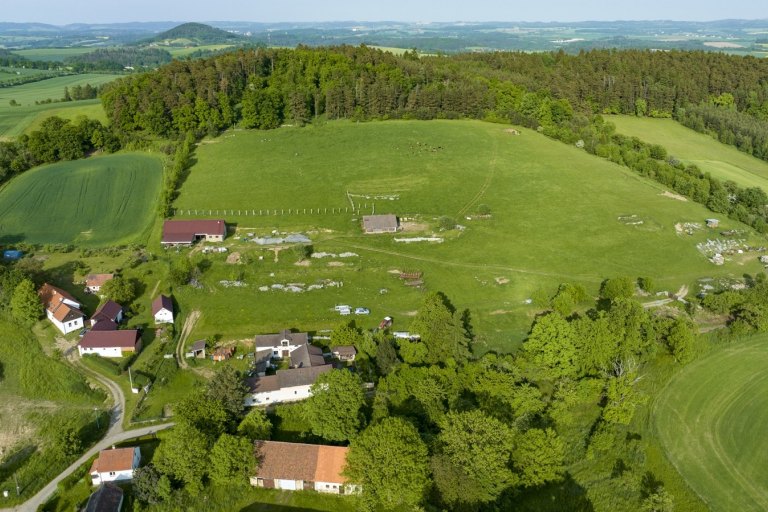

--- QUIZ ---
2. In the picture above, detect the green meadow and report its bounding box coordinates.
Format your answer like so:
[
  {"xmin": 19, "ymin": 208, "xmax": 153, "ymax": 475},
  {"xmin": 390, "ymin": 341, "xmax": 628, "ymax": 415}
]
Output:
[
  {"xmin": 0, "ymin": 74, "xmax": 120, "ymax": 137},
  {"xmin": 608, "ymin": 115, "xmax": 768, "ymax": 192},
  {"xmin": 11, "ymin": 47, "xmax": 97, "ymax": 62},
  {"xmin": 172, "ymin": 120, "xmax": 762, "ymax": 349},
  {"xmin": 654, "ymin": 334, "xmax": 768, "ymax": 511},
  {"xmin": 0, "ymin": 153, "xmax": 162, "ymax": 246}
]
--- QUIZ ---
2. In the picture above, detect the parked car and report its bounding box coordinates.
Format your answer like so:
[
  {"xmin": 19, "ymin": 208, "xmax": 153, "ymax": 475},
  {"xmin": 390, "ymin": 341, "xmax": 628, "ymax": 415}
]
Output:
[
  {"xmin": 355, "ymin": 307, "xmax": 370, "ymax": 315},
  {"xmin": 334, "ymin": 304, "xmax": 351, "ymax": 311},
  {"xmin": 339, "ymin": 307, "xmax": 351, "ymax": 315}
]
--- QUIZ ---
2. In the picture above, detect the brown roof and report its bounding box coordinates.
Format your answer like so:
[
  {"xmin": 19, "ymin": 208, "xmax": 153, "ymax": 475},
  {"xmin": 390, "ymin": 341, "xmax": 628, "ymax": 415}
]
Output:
[
  {"xmin": 162, "ymin": 220, "xmax": 226, "ymax": 244},
  {"xmin": 152, "ymin": 295, "xmax": 173, "ymax": 315},
  {"xmin": 362, "ymin": 214, "xmax": 398, "ymax": 232},
  {"xmin": 332, "ymin": 345, "xmax": 357, "ymax": 356},
  {"xmin": 92, "ymin": 301, "xmax": 122, "ymax": 324},
  {"xmin": 85, "ymin": 274, "xmax": 114, "ymax": 288},
  {"xmin": 255, "ymin": 441, "xmax": 348, "ymax": 484},
  {"xmin": 90, "ymin": 447, "xmax": 137, "ymax": 474},
  {"xmin": 80, "ymin": 330, "xmax": 139, "ymax": 350},
  {"xmin": 52, "ymin": 302, "xmax": 85, "ymax": 323},
  {"xmin": 90, "ymin": 319, "xmax": 118, "ymax": 332}
]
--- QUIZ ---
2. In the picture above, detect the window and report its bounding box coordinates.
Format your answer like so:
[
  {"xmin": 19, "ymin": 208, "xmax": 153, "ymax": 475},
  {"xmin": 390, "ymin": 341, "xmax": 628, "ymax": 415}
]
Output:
[
  {"xmin": 109, "ymin": 471, "xmax": 116, "ymax": 476},
  {"xmin": 273, "ymin": 351, "xmax": 278, "ymax": 356},
  {"xmin": 325, "ymin": 484, "xmax": 329, "ymax": 489},
  {"xmin": 294, "ymin": 390, "xmax": 298, "ymax": 394},
  {"xmin": 281, "ymin": 340, "xmax": 289, "ymax": 347}
]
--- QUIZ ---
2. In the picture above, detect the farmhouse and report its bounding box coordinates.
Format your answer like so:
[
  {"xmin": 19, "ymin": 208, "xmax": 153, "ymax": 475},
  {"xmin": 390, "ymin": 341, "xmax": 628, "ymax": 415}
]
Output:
[
  {"xmin": 245, "ymin": 365, "xmax": 332, "ymax": 406},
  {"xmin": 251, "ymin": 441, "xmax": 359, "ymax": 495},
  {"xmin": 38, "ymin": 283, "xmax": 85, "ymax": 335},
  {"xmin": 90, "ymin": 446, "xmax": 141, "ymax": 486},
  {"xmin": 78, "ymin": 330, "xmax": 141, "ymax": 358},
  {"xmin": 362, "ymin": 214, "xmax": 399, "ymax": 234},
  {"xmin": 84, "ymin": 483, "xmax": 124, "ymax": 512},
  {"xmin": 152, "ymin": 295, "xmax": 174, "ymax": 324},
  {"xmin": 161, "ymin": 219, "xmax": 226, "ymax": 245},
  {"xmin": 84, "ymin": 273, "xmax": 114, "ymax": 294},
  {"xmin": 254, "ymin": 329, "xmax": 325, "ymax": 367},
  {"xmin": 91, "ymin": 300, "xmax": 123, "ymax": 328},
  {"xmin": 332, "ymin": 345, "xmax": 357, "ymax": 362}
]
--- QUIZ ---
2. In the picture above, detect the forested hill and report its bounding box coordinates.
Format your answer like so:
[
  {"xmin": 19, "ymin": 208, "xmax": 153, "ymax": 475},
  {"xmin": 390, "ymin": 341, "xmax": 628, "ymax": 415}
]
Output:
[{"xmin": 140, "ymin": 22, "xmax": 244, "ymax": 45}]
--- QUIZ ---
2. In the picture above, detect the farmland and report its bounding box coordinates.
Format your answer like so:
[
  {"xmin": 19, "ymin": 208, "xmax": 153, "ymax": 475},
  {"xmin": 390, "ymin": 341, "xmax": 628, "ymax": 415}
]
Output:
[
  {"xmin": 173, "ymin": 120, "xmax": 763, "ymax": 349},
  {"xmin": 608, "ymin": 115, "xmax": 768, "ymax": 192},
  {"xmin": 0, "ymin": 73, "xmax": 120, "ymax": 137},
  {"xmin": 11, "ymin": 47, "xmax": 97, "ymax": 62},
  {"xmin": 654, "ymin": 334, "xmax": 768, "ymax": 511},
  {"xmin": 0, "ymin": 153, "xmax": 162, "ymax": 246}
]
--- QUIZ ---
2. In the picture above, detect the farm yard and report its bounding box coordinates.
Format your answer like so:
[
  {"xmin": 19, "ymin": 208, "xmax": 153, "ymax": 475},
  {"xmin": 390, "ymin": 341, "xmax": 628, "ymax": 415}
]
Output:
[
  {"xmin": 608, "ymin": 115, "xmax": 768, "ymax": 192},
  {"xmin": 0, "ymin": 153, "xmax": 162, "ymax": 246},
  {"xmin": 0, "ymin": 73, "xmax": 119, "ymax": 138},
  {"xmin": 654, "ymin": 333, "xmax": 768, "ymax": 512},
  {"xmin": 169, "ymin": 120, "xmax": 764, "ymax": 350}
]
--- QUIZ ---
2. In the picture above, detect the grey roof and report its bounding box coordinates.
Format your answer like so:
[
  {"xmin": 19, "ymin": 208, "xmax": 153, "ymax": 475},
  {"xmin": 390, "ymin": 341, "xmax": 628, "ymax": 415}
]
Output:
[
  {"xmin": 362, "ymin": 214, "xmax": 398, "ymax": 232},
  {"xmin": 84, "ymin": 483, "xmax": 124, "ymax": 512},
  {"xmin": 332, "ymin": 345, "xmax": 357, "ymax": 356},
  {"xmin": 190, "ymin": 340, "xmax": 206, "ymax": 353},
  {"xmin": 277, "ymin": 365, "xmax": 332, "ymax": 388},
  {"xmin": 255, "ymin": 330, "xmax": 309, "ymax": 348},
  {"xmin": 285, "ymin": 234, "xmax": 311, "ymax": 243},
  {"xmin": 291, "ymin": 344, "xmax": 326, "ymax": 368},
  {"xmin": 254, "ymin": 350, "xmax": 272, "ymax": 373}
]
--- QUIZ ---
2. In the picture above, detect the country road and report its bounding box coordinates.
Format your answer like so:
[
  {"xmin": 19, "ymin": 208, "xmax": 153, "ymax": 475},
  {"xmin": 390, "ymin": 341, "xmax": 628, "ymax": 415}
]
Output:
[
  {"xmin": 70, "ymin": 356, "xmax": 125, "ymax": 436},
  {"xmin": 0, "ymin": 422, "xmax": 174, "ymax": 512}
]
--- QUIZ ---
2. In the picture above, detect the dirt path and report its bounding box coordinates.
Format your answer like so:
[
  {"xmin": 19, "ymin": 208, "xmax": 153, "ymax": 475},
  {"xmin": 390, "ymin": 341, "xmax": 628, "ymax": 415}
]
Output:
[
  {"xmin": 456, "ymin": 137, "xmax": 498, "ymax": 217},
  {"xmin": 149, "ymin": 279, "xmax": 161, "ymax": 299},
  {"xmin": 67, "ymin": 354, "xmax": 126, "ymax": 436},
  {"xmin": 175, "ymin": 310, "xmax": 201, "ymax": 370}
]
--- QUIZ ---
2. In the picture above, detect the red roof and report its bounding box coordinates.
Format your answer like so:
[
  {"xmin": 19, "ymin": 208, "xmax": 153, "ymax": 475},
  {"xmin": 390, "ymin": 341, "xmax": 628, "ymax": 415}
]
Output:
[
  {"xmin": 90, "ymin": 447, "xmax": 137, "ymax": 473},
  {"xmin": 161, "ymin": 220, "xmax": 225, "ymax": 244},
  {"xmin": 39, "ymin": 283, "xmax": 80, "ymax": 310},
  {"xmin": 91, "ymin": 301, "xmax": 122, "ymax": 324},
  {"xmin": 256, "ymin": 441, "xmax": 349, "ymax": 484},
  {"xmin": 80, "ymin": 330, "xmax": 139, "ymax": 349}
]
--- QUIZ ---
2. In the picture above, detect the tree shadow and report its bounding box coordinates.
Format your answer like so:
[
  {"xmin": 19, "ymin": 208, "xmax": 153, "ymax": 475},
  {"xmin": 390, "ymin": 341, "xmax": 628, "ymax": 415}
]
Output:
[{"xmin": 503, "ymin": 472, "xmax": 595, "ymax": 512}]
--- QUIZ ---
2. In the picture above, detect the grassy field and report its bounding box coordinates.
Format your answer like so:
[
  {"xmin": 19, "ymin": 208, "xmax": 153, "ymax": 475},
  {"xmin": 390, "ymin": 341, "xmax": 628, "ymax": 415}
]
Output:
[
  {"xmin": 654, "ymin": 334, "xmax": 768, "ymax": 511},
  {"xmin": 0, "ymin": 66, "xmax": 55, "ymax": 85},
  {"xmin": 0, "ymin": 153, "xmax": 162, "ymax": 246},
  {"xmin": 166, "ymin": 44, "xmax": 236, "ymax": 57},
  {"xmin": 172, "ymin": 120, "xmax": 763, "ymax": 350},
  {"xmin": 11, "ymin": 47, "xmax": 97, "ymax": 62},
  {"xmin": 608, "ymin": 115, "xmax": 768, "ymax": 192},
  {"xmin": 0, "ymin": 74, "xmax": 120, "ymax": 138}
]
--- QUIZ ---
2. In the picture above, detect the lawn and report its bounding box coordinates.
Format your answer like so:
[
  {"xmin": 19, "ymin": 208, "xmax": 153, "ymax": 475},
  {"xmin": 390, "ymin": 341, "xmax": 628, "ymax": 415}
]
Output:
[
  {"xmin": 172, "ymin": 120, "xmax": 763, "ymax": 350},
  {"xmin": 608, "ymin": 115, "xmax": 768, "ymax": 192},
  {"xmin": 12, "ymin": 47, "xmax": 97, "ymax": 62},
  {"xmin": 0, "ymin": 73, "xmax": 120, "ymax": 137},
  {"xmin": 0, "ymin": 153, "xmax": 163, "ymax": 246},
  {"xmin": 654, "ymin": 334, "xmax": 768, "ymax": 511}
]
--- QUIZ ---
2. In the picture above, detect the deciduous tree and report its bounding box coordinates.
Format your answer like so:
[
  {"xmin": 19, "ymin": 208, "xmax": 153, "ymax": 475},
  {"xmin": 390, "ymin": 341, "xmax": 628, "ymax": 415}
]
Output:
[
  {"xmin": 10, "ymin": 278, "xmax": 40, "ymax": 325},
  {"xmin": 209, "ymin": 433, "xmax": 255, "ymax": 484},
  {"xmin": 305, "ymin": 369, "xmax": 365, "ymax": 442}
]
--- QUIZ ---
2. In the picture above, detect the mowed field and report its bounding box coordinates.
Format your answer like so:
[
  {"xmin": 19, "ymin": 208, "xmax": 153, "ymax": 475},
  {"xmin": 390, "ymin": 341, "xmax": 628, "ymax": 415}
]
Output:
[
  {"xmin": 654, "ymin": 334, "xmax": 768, "ymax": 511},
  {"xmin": 175, "ymin": 120, "xmax": 763, "ymax": 348},
  {"xmin": 609, "ymin": 115, "xmax": 768, "ymax": 192},
  {"xmin": 11, "ymin": 47, "xmax": 96, "ymax": 62},
  {"xmin": 0, "ymin": 74, "xmax": 120, "ymax": 137},
  {"xmin": 0, "ymin": 153, "xmax": 162, "ymax": 246}
]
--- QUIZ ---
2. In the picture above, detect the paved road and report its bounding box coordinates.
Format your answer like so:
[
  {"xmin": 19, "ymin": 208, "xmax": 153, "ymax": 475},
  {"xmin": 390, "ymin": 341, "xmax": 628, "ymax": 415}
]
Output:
[
  {"xmin": 0, "ymin": 422, "xmax": 174, "ymax": 512},
  {"xmin": 71, "ymin": 356, "xmax": 125, "ymax": 436}
]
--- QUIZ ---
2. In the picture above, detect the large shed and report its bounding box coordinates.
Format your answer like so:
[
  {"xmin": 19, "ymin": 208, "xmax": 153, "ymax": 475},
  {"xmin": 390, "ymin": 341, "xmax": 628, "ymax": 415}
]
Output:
[
  {"xmin": 161, "ymin": 220, "xmax": 226, "ymax": 245},
  {"xmin": 362, "ymin": 214, "xmax": 399, "ymax": 234}
]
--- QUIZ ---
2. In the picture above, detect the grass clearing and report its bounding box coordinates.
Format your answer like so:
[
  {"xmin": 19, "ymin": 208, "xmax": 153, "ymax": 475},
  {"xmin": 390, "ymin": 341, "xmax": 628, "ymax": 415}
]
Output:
[
  {"xmin": 166, "ymin": 44, "xmax": 236, "ymax": 57},
  {"xmin": 608, "ymin": 115, "xmax": 768, "ymax": 192},
  {"xmin": 0, "ymin": 74, "xmax": 120, "ymax": 138},
  {"xmin": 173, "ymin": 120, "xmax": 763, "ymax": 350},
  {"xmin": 654, "ymin": 334, "xmax": 768, "ymax": 511},
  {"xmin": 11, "ymin": 47, "xmax": 97, "ymax": 62},
  {"xmin": 0, "ymin": 153, "xmax": 163, "ymax": 246}
]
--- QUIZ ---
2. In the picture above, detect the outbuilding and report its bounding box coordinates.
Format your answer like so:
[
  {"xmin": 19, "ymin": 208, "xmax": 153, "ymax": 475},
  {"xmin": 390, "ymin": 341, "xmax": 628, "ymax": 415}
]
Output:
[{"xmin": 362, "ymin": 214, "xmax": 399, "ymax": 234}]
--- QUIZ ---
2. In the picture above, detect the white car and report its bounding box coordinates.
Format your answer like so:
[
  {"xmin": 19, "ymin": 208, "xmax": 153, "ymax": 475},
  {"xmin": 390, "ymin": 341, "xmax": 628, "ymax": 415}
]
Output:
[
  {"xmin": 339, "ymin": 307, "xmax": 351, "ymax": 315},
  {"xmin": 334, "ymin": 304, "xmax": 351, "ymax": 311},
  {"xmin": 354, "ymin": 307, "xmax": 370, "ymax": 315}
]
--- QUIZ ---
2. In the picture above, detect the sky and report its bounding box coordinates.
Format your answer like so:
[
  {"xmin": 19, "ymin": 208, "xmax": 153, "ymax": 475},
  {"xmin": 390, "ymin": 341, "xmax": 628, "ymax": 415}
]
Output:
[{"xmin": 4, "ymin": 0, "xmax": 767, "ymax": 25}]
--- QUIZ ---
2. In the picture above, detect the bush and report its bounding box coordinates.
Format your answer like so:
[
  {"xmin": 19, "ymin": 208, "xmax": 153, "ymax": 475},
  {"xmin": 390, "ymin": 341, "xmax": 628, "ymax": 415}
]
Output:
[{"xmin": 438, "ymin": 216, "xmax": 456, "ymax": 231}]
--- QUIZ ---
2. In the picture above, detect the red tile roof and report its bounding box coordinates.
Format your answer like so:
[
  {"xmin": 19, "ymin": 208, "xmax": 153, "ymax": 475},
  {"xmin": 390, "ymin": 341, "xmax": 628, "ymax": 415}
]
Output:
[
  {"xmin": 90, "ymin": 447, "xmax": 137, "ymax": 474},
  {"xmin": 80, "ymin": 330, "xmax": 139, "ymax": 350},
  {"xmin": 39, "ymin": 283, "xmax": 80, "ymax": 310},
  {"xmin": 255, "ymin": 441, "xmax": 349, "ymax": 484}
]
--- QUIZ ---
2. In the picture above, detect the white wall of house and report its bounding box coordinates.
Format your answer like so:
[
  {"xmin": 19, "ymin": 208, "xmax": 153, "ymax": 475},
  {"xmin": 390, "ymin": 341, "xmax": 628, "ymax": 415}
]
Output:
[
  {"xmin": 91, "ymin": 468, "xmax": 134, "ymax": 485},
  {"xmin": 154, "ymin": 309, "xmax": 173, "ymax": 324},
  {"xmin": 245, "ymin": 384, "xmax": 313, "ymax": 406},
  {"xmin": 47, "ymin": 311, "xmax": 83, "ymax": 335},
  {"xmin": 315, "ymin": 481, "xmax": 343, "ymax": 494},
  {"xmin": 205, "ymin": 234, "xmax": 224, "ymax": 241},
  {"xmin": 275, "ymin": 479, "xmax": 302, "ymax": 491},
  {"xmin": 78, "ymin": 346, "xmax": 124, "ymax": 358}
]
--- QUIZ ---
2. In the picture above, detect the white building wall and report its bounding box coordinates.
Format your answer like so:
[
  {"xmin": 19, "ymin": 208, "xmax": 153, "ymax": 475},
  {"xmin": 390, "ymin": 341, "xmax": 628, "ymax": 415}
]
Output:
[
  {"xmin": 315, "ymin": 481, "xmax": 342, "ymax": 494},
  {"xmin": 48, "ymin": 311, "xmax": 83, "ymax": 335},
  {"xmin": 91, "ymin": 468, "xmax": 134, "ymax": 486},
  {"xmin": 78, "ymin": 346, "xmax": 124, "ymax": 358},
  {"xmin": 246, "ymin": 384, "xmax": 313, "ymax": 406},
  {"xmin": 154, "ymin": 309, "xmax": 174, "ymax": 324}
]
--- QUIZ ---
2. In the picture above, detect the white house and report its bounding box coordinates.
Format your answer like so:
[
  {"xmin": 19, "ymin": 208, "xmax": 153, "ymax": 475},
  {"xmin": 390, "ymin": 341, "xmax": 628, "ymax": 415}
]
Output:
[
  {"xmin": 245, "ymin": 365, "xmax": 332, "ymax": 406},
  {"xmin": 90, "ymin": 447, "xmax": 141, "ymax": 486},
  {"xmin": 78, "ymin": 330, "xmax": 141, "ymax": 358},
  {"xmin": 251, "ymin": 441, "xmax": 359, "ymax": 495},
  {"xmin": 152, "ymin": 295, "xmax": 174, "ymax": 324},
  {"xmin": 38, "ymin": 283, "xmax": 85, "ymax": 335}
]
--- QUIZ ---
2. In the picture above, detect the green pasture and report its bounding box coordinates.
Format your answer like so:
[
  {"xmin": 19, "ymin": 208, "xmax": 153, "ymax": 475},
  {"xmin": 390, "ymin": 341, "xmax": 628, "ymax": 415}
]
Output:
[
  {"xmin": 608, "ymin": 115, "xmax": 768, "ymax": 192},
  {"xmin": 0, "ymin": 73, "xmax": 120, "ymax": 137},
  {"xmin": 0, "ymin": 66, "xmax": 53, "ymax": 84},
  {"xmin": 12, "ymin": 47, "xmax": 96, "ymax": 62},
  {"xmin": 166, "ymin": 44, "xmax": 235, "ymax": 57},
  {"xmin": 654, "ymin": 334, "xmax": 768, "ymax": 511},
  {"xmin": 173, "ymin": 120, "xmax": 762, "ymax": 349},
  {"xmin": 0, "ymin": 153, "xmax": 162, "ymax": 246}
]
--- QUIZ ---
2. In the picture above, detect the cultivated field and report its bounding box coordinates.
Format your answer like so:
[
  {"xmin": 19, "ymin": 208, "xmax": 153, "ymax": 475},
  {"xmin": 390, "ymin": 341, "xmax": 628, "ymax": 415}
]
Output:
[
  {"xmin": 11, "ymin": 47, "xmax": 96, "ymax": 62},
  {"xmin": 0, "ymin": 74, "xmax": 120, "ymax": 137},
  {"xmin": 654, "ymin": 334, "xmax": 768, "ymax": 511},
  {"xmin": 173, "ymin": 120, "xmax": 762, "ymax": 349},
  {"xmin": 608, "ymin": 115, "xmax": 768, "ymax": 191},
  {"xmin": 0, "ymin": 153, "xmax": 162, "ymax": 246}
]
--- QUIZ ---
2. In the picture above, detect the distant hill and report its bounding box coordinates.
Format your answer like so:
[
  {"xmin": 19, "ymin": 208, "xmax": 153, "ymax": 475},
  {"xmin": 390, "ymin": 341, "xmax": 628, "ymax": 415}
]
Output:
[{"xmin": 141, "ymin": 22, "xmax": 244, "ymax": 46}]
